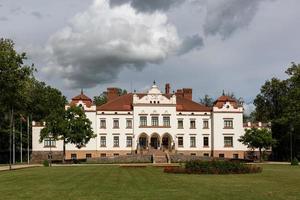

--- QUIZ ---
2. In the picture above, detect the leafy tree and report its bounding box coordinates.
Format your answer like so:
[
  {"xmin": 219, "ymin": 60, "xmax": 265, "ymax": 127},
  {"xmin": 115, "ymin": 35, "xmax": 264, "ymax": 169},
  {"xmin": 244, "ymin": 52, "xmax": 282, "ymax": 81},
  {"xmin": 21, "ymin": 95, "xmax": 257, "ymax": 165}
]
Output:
[
  {"xmin": 0, "ymin": 38, "xmax": 34, "ymax": 165},
  {"xmin": 41, "ymin": 106, "xmax": 96, "ymax": 162},
  {"xmin": 0, "ymin": 38, "xmax": 67, "ymax": 164},
  {"xmin": 93, "ymin": 88, "xmax": 127, "ymax": 106},
  {"xmin": 93, "ymin": 92, "xmax": 107, "ymax": 106},
  {"xmin": 239, "ymin": 128, "xmax": 276, "ymax": 162},
  {"xmin": 253, "ymin": 63, "xmax": 300, "ymax": 161},
  {"xmin": 25, "ymin": 78, "xmax": 67, "ymax": 121},
  {"xmin": 199, "ymin": 94, "xmax": 214, "ymax": 107}
]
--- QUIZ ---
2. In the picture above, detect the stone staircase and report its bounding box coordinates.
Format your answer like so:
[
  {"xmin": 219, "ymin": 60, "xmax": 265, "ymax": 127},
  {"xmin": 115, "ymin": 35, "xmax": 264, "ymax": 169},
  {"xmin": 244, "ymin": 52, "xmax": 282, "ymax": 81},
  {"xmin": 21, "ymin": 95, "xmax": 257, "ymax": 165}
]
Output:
[{"xmin": 152, "ymin": 150, "xmax": 170, "ymax": 164}]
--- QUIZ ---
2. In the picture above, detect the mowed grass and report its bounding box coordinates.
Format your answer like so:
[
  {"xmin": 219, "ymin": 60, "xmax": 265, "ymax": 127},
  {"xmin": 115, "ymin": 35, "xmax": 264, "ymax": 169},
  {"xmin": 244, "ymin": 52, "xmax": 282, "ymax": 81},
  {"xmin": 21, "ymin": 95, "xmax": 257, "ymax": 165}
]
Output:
[{"xmin": 0, "ymin": 165, "xmax": 299, "ymax": 200}]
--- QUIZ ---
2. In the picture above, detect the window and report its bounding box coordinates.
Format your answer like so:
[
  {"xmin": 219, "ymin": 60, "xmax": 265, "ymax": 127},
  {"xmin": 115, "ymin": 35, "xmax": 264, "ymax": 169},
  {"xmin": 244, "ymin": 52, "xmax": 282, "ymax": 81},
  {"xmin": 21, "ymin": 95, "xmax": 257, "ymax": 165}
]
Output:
[
  {"xmin": 203, "ymin": 137, "xmax": 209, "ymax": 147},
  {"xmin": 100, "ymin": 136, "xmax": 106, "ymax": 147},
  {"xmin": 163, "ymin": 116, "xmax": 170, "ymax": 127},
  {"xmin": 190, "ymin": 119, "xmax": 196, "ymax": 129},
  {"xmin": 152, "ymin": 116, "xmax": 159, "ymax": 126},
  {"xmin": 203, "ymin": 153, "xmax": 209, "ymax": 157},
  {"xmin": 126, "ymin": 136, "xmax": 132, "ymax": 147},
  {"xmin": 178, "ymin": 119, "xmax": 183, "ymax": 129},
  {"xmin": 140, "ymin": 116, "xmax": 147, "ymax": 126},
  {"xmin": 224, "ymin": 119, "xmax": 233, "ymax": 128},
  {"xmin": 219, "ymin": 154, "xmax": 225, "ymax": 158},
  {"xmin": 86, "ymin": 154, "xmax": 92, "ymax": 158},
  {"xmin": 113, "ymin": 119, "xmax": 119, "ymax": 128},
  {"xmin": 203, "ymin": 120, "xmax": 209, "ymax": 129},
  {"xmin": 113, "ymin": 153, "xmax": 119, "ymax": 156},
  {"xmin": 224, "ymin": 136, "xmax": 233, "ymax": 147},
  {"xmin": 191, "ymin": 153, "xmax": 196, "ymax": 156},
  {"xmin": 113, "ymin": 136, "xmax": 119, "ymax": 147},
  {"xmin": 71, "ymin": 154, "xmax": 77, "ymax": 160},
  {"xmin": 100, "ymin": 153, "xmax": 106, "ymax": 157},
  {"xmin": 100, "ymin": 119, "xmax": 106, "ymax": 129},
  {"xmin": 178, "ymin": 137, "xmax": 183, "ymax": 147},
  {"xmin": 44, "ymin": 138, "xmax": 56, "ymax": 147},
  {"xmin": 126, "ymin": 119, "xmax": 132, "ymax": 128},
  {"xmin": 233, "ymin": 154, "xmax": 239, "ymax": 159},
  {"xmin": 190, "ymin": 136, "xmax": 196, "ymax": 147}
]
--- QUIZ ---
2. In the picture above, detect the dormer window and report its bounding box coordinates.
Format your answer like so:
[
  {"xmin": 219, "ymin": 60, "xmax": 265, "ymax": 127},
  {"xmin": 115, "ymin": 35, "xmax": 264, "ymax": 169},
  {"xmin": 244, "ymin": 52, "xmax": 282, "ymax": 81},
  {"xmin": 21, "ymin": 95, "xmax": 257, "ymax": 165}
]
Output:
[{"xmin": 150, "ymin": 101, "xmax": 152, "ymax": 103}]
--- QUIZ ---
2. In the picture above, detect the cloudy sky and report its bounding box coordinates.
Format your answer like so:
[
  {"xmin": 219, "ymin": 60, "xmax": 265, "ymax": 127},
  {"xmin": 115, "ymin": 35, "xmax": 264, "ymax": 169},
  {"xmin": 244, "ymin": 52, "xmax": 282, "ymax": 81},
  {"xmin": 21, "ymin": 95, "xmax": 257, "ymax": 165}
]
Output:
[{"xmin": 1, "ymin": 0, "xmax": 300, "ymax": 113}]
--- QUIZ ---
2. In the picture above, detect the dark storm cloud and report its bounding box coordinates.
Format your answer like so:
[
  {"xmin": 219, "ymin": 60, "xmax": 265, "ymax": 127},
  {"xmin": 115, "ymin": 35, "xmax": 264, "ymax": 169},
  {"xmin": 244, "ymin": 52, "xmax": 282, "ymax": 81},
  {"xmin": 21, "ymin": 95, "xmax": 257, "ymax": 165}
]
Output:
[
  {"xmin": 203, "ymin": 0, "xmax": 271, "ymax": 39},
  {"xmin": 177, "ymin": 34, "xmax": 204, "ymax": 56},
  {"xmin": 109, "ymin": 0, "xmax": 184, "ymax": 12}
]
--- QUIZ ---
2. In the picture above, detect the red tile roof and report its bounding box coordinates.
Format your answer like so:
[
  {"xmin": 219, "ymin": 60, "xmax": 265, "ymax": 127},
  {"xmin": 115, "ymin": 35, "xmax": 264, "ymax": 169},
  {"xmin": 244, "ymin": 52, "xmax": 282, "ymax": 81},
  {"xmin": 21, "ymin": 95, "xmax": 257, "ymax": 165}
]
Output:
[
  {"xmin": 70, "ymin": 91, "xmax": 93, "ymax": 108},
  {"xmin": 176, "ymin": 96, "xmax": 211, "ymax": 112},
  {"xmin": 97, "ymin": 93, "xmax": 211, "ymax": 112},
  {"xmin": 214, "ymin": 95, "xmax": 239, "ymax": 109},
  {"xmin": 97, "ymin": 93, "xmax": 133, "ymax": 111}
]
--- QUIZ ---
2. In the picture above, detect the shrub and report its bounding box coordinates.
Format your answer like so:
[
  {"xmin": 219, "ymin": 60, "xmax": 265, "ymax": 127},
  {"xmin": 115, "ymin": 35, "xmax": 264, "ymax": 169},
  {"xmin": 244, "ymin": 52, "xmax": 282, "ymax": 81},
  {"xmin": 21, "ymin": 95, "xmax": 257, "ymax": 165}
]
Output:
[
  {"xmin": 43, "ymin": 160, "xmax": 49, "ymax": 167},
  {"xmin": 164, "ymin": 160, "xmax": 262, "ymax": 174},
  {"xmin": 291, "ymin": 158, "xmax": 299, "ymax": 166}
]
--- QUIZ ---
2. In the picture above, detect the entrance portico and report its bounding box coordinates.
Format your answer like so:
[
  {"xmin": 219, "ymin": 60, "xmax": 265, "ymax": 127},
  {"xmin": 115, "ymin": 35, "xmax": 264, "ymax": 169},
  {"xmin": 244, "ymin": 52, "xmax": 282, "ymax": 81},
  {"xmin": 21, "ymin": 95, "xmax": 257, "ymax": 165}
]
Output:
[
  {"xmin": 138, "ymin": 133, "xmax": 148, "ymax": 150},
  {"xmin": 150, "ymin": 133, "xmax": 160, "ymax": 149},
  {"xmin": 162, "ymin": 133, "xmax": 173, "ymax": 151}
]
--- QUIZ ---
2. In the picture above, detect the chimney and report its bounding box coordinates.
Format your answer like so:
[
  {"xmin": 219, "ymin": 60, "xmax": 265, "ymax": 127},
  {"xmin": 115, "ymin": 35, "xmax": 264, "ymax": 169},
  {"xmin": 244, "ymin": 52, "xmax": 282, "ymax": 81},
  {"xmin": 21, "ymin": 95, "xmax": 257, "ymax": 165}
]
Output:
[
  {"xmin": 183, "ymin": 88, "xmax": 192, "ymax": 101},
  {"xmin": 175, "ymin": 89, "xmax": 183, "ymax": 97},
  {"xmin": 107, "ymin": 88, "xmax": 119, "ymax": 102},
  {"xmin": 165, "ymin": 83, "xmax": 170, "ymax": 94}
]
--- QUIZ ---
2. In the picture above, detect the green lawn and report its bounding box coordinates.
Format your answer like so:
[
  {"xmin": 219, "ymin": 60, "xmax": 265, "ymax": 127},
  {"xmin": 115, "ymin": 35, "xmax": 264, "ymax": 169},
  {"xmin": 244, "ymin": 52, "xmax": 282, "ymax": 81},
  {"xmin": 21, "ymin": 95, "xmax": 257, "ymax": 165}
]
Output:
[{"xmin": 0, "ymin": 164, "xmax": 299, "ymax": 200}]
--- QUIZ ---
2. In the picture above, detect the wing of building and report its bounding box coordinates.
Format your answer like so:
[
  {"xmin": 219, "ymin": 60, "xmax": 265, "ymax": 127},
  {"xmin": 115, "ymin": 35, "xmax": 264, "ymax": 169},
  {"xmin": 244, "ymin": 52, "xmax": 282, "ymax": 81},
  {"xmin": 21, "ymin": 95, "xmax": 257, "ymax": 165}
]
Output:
[{"xmin": 32, "ymin": 83, "xmax": 249, "ymax": 162}]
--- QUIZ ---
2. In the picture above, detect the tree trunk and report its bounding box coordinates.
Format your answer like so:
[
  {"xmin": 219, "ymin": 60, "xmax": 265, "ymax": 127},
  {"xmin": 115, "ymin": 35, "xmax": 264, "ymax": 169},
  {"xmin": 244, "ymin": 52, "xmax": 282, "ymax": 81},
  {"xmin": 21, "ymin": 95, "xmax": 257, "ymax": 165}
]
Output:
[{"xmin": 259, "ymin": 148, "xmax": 262, "ymax": 162}]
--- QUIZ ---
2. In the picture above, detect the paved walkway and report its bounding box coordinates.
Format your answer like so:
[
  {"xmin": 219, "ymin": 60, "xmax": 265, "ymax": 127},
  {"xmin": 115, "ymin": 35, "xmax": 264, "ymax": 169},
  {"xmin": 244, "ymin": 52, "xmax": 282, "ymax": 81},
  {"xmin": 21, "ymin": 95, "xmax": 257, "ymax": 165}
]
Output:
[{"xmin": 0, "ymin": 164, "xmax": 42, "ymax": 171}]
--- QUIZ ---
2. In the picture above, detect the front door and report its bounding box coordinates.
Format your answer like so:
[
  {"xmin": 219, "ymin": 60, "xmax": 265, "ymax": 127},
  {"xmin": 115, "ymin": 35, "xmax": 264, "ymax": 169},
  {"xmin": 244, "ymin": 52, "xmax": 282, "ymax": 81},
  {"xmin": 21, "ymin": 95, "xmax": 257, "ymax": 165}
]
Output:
[
  {"xmin": 150, "ymin": 137, "xmax": 158, "ymax": 149},
  {"xmin": 162, "ymin": 136, "xmax": 169, "ymax": 149},
  {"xmin": 139, "ymin": 137, "xmax": 147, "ymax": 149}
]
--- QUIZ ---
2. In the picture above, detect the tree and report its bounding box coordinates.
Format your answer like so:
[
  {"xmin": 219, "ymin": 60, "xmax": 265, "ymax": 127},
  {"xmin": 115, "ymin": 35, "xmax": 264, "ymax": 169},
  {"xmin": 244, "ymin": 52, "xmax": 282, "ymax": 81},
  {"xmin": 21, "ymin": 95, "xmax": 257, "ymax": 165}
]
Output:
[
  {"xmin": 93, "ymin": 88, "xmax": 128, "ymax": 106},
  {"xmin": 93, "ymin": 92, "xmax": 107, "ymax": 106},
  {"xmin": 253, "ymin": 63, "xmax": 300, "ymax": 161},
  {"xmin": 41, "ymin": 106, "xmax": 96, "ymax": 162},
  {"xmin": 199, "ymin": 94, "xmax": 214, "ymax": 107},
  {"xmin": 239, "ymin": 128, "xmax": 276, "ymax": 162},
  {"xmin": 0, "ymin": 38, "xmax": 34, "ymax": 166}
]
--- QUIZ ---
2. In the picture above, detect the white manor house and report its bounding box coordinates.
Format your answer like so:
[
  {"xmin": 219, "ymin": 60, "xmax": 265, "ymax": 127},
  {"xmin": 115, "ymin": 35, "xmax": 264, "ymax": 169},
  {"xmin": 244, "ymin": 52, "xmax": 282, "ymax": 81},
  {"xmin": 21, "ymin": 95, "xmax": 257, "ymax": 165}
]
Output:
[{"xmin": 32, "ymin": 82, "xmax": 262, "ymax": 162}]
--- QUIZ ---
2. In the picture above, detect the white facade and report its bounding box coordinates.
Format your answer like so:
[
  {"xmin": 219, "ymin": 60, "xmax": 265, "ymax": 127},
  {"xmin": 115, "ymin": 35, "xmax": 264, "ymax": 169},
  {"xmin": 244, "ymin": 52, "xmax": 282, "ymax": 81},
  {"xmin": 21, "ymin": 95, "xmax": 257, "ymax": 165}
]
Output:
[{"xmin": 32, "ymin": 83, "xmax": 248, "ymax": 159}]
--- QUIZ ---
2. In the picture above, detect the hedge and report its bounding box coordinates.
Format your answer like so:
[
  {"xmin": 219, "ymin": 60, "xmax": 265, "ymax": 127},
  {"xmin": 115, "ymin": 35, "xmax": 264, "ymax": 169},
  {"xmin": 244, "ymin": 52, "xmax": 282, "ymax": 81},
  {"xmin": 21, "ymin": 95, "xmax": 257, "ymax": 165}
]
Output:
[{"xmin": 164, "ymin": 160, "xmax": 262, "ymax": 174}]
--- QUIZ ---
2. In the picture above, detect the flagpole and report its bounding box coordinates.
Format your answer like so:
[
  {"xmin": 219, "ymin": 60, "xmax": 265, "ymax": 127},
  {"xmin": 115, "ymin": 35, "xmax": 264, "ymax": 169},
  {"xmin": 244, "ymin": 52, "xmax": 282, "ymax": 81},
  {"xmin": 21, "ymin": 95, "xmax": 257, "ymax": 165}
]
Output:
[
  {"xmin": 13, "ymin": 116, "xmax": 15, "ymax": 164},
  {"xmin": 9, "ymin": 106, "xmax": 13, "ymax": 170},
  {"xmin": 20, "ymin": 117, "xmax": 23, "ymax": 163},
  {"xmin": 27, "ymin": 115, "xmax": 30, "ymax": 164}
]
